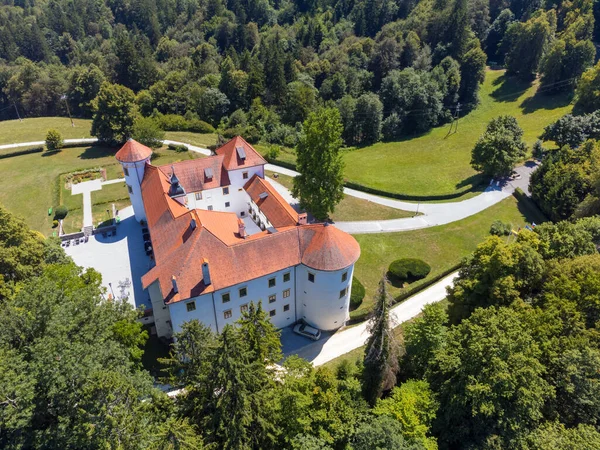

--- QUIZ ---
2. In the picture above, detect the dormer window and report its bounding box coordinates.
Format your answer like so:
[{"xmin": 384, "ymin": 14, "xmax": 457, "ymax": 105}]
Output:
[
  {"xmin": 236, "ymin": 146, "xmax": 246, "ymax": 161},
  {"xmin": 204, "ymin": 167, "xmax": 213, "ymax": 179}
]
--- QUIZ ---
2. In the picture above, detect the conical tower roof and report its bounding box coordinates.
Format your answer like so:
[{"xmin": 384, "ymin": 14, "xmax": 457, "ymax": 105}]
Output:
[{"xmin": 115, "ymin": 138, "xmax": 153, "ymax": 163}]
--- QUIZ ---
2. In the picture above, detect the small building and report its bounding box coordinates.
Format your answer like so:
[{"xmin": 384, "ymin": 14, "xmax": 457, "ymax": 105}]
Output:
[{"xmin": 117, "ymin": 136, "xmax": 360, "ymax": 338}]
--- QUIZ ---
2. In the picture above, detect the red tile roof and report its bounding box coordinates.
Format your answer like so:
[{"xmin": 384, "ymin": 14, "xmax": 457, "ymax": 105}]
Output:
[
  {"xmin": 157, "ymin": 156, "xmax": 230, "ymax": 192},
  {"xmin": 115, "ymin": 139, "xmax": 153, "ymax": 163},
  {"xmin": 244, "ymin": 174, "xmax": 299, "ymax": 228},
  {"xmin": 299, "ymin": 223, "xmax": 361, "ymax": 271},
  {"xmin": 215, "ymin": 136, "xmax": 267, "ymax": 171}
]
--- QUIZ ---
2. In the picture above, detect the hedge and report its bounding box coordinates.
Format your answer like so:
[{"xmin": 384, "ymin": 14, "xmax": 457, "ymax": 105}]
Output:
[
  {"xmin": 0, "ymin": 146, "xmax": 43, "ymax": 159},
  {"xmin": 388, "ymin": 258, "xmax": 431, "ymax": 283},
  {"xmin": 350, "ymin": 277, "xmax": 365, "ymax": 311},
  {"xmin": 54, "ymin": 205, "xmax": 69, "ymax": 220}
]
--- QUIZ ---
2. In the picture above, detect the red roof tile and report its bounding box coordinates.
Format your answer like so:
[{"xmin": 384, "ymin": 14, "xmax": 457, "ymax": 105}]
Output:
[
  {"xmin": 299, "ymin": 223, "xmax": 361, "ymax": 271},
  {"xmin": 157, "ymin": 156, "xmax": 230, "ymax": 193},
  {"xmin": 244, "ymin": 175, "xmax": 299, "ymax": 228},
  {"xmin": 115, "ymin": 139, "xmax": 153, "ymax": 163},
  {"xmin": 215, "ymin": 136, "xmax": 267, "ymax": 171}
]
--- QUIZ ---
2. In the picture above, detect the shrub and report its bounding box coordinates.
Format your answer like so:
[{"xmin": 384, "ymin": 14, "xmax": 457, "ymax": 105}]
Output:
[
  {"xmin": 388, "ymin": 258, "xmax": 431, "ymax": 283},
  {"xmin": 132, "ymin": 117, "xmax": 165, "ymax": 149},
  {"xmin": 532, "ymin": 140, "xmax": 546, "ymax": 159},
  {"xmin": 45, "ymin": 129, "xmax": 63, "ymax": 151},
  {"xmin": 52, "ymin": 219, "xmax": 59, "ymax": 228},
  {"xmin": 265, "ymin": 145, "xmax": 281, "ymax": 160},
  {"xmin": 54, "ymin": 205, "xmax": 69, "ymax": 220},
  {"xmin": 167, "ymin": 143, "xmax": 188, "ymax": 152},
  {"xmin": 350, "ymin": 276, "xmax": 365, "ymax": 310},
  {"xmin": 490, "ymin": 220, "xmax": 512, "ymax": 236},
  {"xmin": 187, "ymin": 118, "xmax": 215, "ymax": 133},
  {"xmin": 155, "ymin": 114, "xmax": 188, "ymax": 131}
]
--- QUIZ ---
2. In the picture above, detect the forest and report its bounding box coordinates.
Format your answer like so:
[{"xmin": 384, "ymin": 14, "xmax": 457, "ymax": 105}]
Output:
[{"xmin": 0, "ymin": 0, "xmax": 599, "ymax": 148}]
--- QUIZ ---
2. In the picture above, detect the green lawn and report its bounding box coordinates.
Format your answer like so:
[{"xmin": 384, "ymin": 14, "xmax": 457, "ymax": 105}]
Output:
[
  {"xmin": 350, "ymin": 195, "xmax": 544, "ymax": 320},
  {"xmin": 163, "ymin": 131, "xmax": 218, "ymax": 148},
  {"xmin": 0, "ymin": 117, "xmax": 92, "ymax": 144},
  {"xmin": 342, "ymin": 70, "xmax": 572, "ymax": 197},
  {"xmin": 265, "ymin": 170, "xmax": 414, "ymax": 221}
]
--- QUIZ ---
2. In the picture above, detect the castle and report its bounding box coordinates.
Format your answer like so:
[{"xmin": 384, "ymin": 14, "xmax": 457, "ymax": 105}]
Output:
[{"xmin": 116, "ymin": 137, "xmax": 360, "ymax": 339}]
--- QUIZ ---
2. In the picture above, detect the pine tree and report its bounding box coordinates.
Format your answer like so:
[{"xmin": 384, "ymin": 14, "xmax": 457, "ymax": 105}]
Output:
[
  {"xmin": 362, "ymin": 277, "xmax": 398, "ymax": 406},
  {"xmin": 238, "ymin": 301, "xmax": 282, "ymax": 366}
]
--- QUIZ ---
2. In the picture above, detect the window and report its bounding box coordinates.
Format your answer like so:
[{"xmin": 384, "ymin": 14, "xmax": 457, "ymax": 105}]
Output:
[
  {"xmin": 269, "ymin": 309, "xmax": 276, "ymax": 317},
  {"xmin": 224, "ymin": 309, "xmax": 232, "ymax": 319},
  {"xmin": 186, "ymin": 301, "xmax": 196, "ymax": 312},
  {"xmin": 242, "ymin": 171, "xmax": 249, "ymax": 179},
  {"xmin": 239, "ymin": 287, "xmax": 247, "ymax": 298},
  {"xmin": 127, "ymin": 185, "xmax": 133, "ymax": 194},
  {"xmin": 225, "ymin": 202, "xmax": 230, "ymax": 208},
  {"xmin": 240, "ymin": 304, "xmax": 248, "ymax": 313},
  {"xmin": 342, "ymin": 271, "xmax": 348, "ymax": 282},
  {"xmin": 241, "ymin": 211, "xmax": 246, "ymax": 217},
  {"xmin": 223, "ymin": 187, "xmax": 229, "ymax": 195},
  {"xmin": 123, "ymin": 167, "xmax": 129, "ymax": 176},
  {"xmin": 269, "ymin": 294, "xmax": 276, "ymax": 303},
  {"xmin": 283, "ymin": 272, "xmax": 291, "ymax": 282},
  {"xmin": 222, "ymin": 293, "xmax": 230, "ymax": 303},
  {"xmin": 283, "ymin": 288, "xmax": 291, "ymax": 298},
  {"xmin": 283, "ymin": 304, "xmax": 290, "ymax": 312},
  {"xmin": 339, "ymin": 288, "xmax": 347, "ymax": 299},
  {"xmin": 308, "ymin": 273, "xmax": 315, "ymax": 283},
  {"xmin": 268, "ymin": 278, "xmax": 276, "ymax": 288},
  {"xmin": 208, "ymin": 205, "xmax": 213, "ymax": 211},
  {"xmin": 195, "ymin": 192, "xmax": 202, "ymax": 200}
]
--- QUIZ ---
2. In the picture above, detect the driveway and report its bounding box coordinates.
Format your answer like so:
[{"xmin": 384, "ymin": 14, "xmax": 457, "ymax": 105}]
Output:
[
  {"xmin": 281, "ymin": 272, "xmax": 458, "ymax": 366},
  {"xmin": 64, "ymin": 206, "xmax": 153, "ymax": 310}
]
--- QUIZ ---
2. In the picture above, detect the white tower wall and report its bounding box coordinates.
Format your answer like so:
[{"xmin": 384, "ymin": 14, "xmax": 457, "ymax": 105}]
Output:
[
  {"xmin": 296, "ymin": 263, "xmax": 355, "ymax": 331},
  {"xmin": 120, "ymin": 158, "xmax": 150, "ymax": 222}
]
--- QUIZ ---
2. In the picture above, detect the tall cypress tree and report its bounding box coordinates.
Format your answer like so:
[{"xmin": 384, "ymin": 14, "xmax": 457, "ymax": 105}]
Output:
[
  {"xmin": 238, "ymin": 301, "xmax": 282, "ymax": 366},
  {"xmin": 362, "ymin": 277, "xmax": 398, "ymax": 406}
]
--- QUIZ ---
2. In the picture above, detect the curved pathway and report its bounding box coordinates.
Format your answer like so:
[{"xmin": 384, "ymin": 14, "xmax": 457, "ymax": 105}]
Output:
[{"xmin": 2, "ymin": 138, "xmax": 537, "ymax": 234}]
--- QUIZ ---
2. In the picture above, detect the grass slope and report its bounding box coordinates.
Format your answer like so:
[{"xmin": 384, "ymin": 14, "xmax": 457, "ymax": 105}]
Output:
[
  {"xmin": 350, "ymin": 195, "xmax": 543, "ymax": 320},
  {"xmin": 0, "ymin": 117, "xmax": 92, "ymax": 145},
  {"xmin": 342, "ymin": 70, "xmax": 572, "ymax": 196}
]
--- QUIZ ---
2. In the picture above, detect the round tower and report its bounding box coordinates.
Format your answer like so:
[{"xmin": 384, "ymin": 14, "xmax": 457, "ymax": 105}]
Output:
[{"xmin": 115, "ymin": 139, "xmax": 153, "ymax": 222}]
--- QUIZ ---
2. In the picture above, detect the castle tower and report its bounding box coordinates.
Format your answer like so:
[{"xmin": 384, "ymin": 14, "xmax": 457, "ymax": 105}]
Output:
[{"xmin": 115, "ymin": 139, "xmax": 153, "ymax": 222}]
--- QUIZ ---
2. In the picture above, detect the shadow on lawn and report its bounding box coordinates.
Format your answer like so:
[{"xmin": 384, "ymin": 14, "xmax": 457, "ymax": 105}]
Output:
[
  {"xmin": 78, "ymin": 146, "xmax": 118, "ymax": 160},
  {"xmin": 455, "ymin": 173, "xmax": 486, "ymax": 190},
  {"xmin": 520, "ymin": 89, "xmax": 573, "ymax": 114},
  {"xmin": 490, "ymin": 74, "xmax": 534, "ymax": 103}
]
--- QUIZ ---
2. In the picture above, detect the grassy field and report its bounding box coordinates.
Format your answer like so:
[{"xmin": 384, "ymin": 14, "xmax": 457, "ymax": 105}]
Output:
[
  {"xmin": 350, "ymin": 195, "xmax": 545, "ymax": 320},
  {"xmin": 342, "ymin": 70, "xmax": 572, "ymax": 196},
  {"xmin": 265, "ymin": 170, "xmax": 414, "ymax": 221},
  {"xmin": 0, "ymin": 117, "xmax": 92, "ymax": 144},
  {"xmin": 0, "ymin": 144, "xmax": 203, "ymax": 235},
  {"xmin": 163, "ymin": 131, "xmax": 218, "ymax": 148}
]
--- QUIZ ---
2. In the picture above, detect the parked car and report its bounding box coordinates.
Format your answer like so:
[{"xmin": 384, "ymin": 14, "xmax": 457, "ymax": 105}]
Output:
[{"xmin": 293, "ymin": 323, "xmax": 321, "ymax": 341}]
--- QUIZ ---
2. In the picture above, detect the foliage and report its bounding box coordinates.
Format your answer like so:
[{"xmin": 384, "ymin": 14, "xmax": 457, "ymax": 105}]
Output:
[
  {"xmin": 521, "ymin": 422, "xmax": 600, "ymax": 450},
  {"xmin": 292, "ymin": 107, "xmax": 344, "ymax": 221},
  {"xmin": 350, "ymin": 276, "xmax": 366, "ymax": 310},
  {"xmin": 575, "ymin": 61, "xmax": 600, "ymax": 113},
  {"xmin": 362, "ymin": 277, "xmax": 398, "ymax": 406},
  {"xmin": 540, "ymin": 111, "xmax": 600, "ymax": 148},
  {"xmin": 490, "ymin": 219, "xmax": 512, "ymax": 236},
  {"xmin": 45, "ymin": 129, "xmax": 63, "ymax": 151},
  {"xmin": 91, "ymin": 82, "xmax": 137, "ymax": 144},
  {"xmin": 388, "ymin": 258, "xmax": 431, "ymax": 283},
  {"xmin": 132, "ymin": 116, "xmax": 165, "ymax": 149},
  {"xmin": 53, "ymin": 204, "xmax": 69, "ymax": 220},
  {"xmin": 471, "ymin": 115, "xmax": 527, "ymax": 177},
  {"xmin": 352, "ymin": 415, "xmax": 421, "ymax": 450}
]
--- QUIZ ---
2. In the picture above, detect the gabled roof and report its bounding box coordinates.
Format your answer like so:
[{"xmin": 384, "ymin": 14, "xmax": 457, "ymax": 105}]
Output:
[
  {"xmin": 157, "ymin": 157, "xmax": 230, "ymax": 193},
  {"xmin": 244, "ymin": 174, "xmax": 299, "ymax": 228},
  {"xmin": 115, "ymin": 139, "xmax": 153, "ymax": 163},
  {"xmin": 215, "ymin": 136, "xmax": 267, "ymax": 171}
]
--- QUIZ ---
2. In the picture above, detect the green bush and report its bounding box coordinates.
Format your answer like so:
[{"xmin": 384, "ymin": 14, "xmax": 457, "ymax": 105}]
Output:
[
  {"xmin": 52, "ymin": 219, "xmax": 59, "ymax": 228},
  {"xmin": 490, "ymin": 220, "xmax": 512, "ymax": 236},
  {"xmin": 167, "ymin": 143, "xmax": 189, "ymax": 152},
  {"xmin": 350, "ymin": 276, "xmax": 365, "ymax": 310},
  {"xmin": 132, "ymin": 117, "xmax": 165, "ymax": 149},
  {"xmin": 155, "ymin": 114, "xmax": 188, "ymax": 131},
  {"xmin": 45, "ymin": 129, "xmax": 64, "ymax": 151},
  {"xmin": 187, "ymin": 118, "xmax": 215, "ymax": 133},
  {"xmin": 265, "ymin": 145, "xmax": 281, "ymax": 160},
  {"xmin": 388, "ymin": 258, "xmax": 431, "ymax": 283},
  {"xmin": 54, "ymin": 205, "xmax": 69, "ymax": 220}
]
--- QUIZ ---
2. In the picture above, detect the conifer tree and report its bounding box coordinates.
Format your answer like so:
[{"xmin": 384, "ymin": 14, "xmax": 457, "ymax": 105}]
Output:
[
  {"xmin": 238, "ymin": 301, "xmax": 282, "ymax": 366},
  {"xmin": 362, "ymin": 277, "xmax": 398, "ymax": 406}
]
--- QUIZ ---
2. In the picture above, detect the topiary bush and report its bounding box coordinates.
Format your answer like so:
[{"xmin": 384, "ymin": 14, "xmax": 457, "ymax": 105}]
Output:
[
  {"xmin": 388, "ymin": 258, "xmax": 431, "ymax": 284},
  {"xmin": 490, "ymin": 220, "xmax": 512, "ymax": 236},
  {"xmin": 54, "ymin": 205, "xmax": 68, "ymax": 220},
  {"xmin": 45, "ymin": 129, "xmax": 63, "ymax": 151},
  {"xmin": 350, "ymin": 276, "xmax": 365, "ymax": 310}
]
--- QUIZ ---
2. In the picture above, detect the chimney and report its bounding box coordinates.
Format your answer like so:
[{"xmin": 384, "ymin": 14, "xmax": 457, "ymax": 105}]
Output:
[
  {"xmin": 298, "ymin": 213, "xmax": 307, "ymax": 225},
  {"xmin": 238, "ymin": 218, "xmax": 247, "ymax": 238},
  {"xmin": 202, "ymin": 258, "xmax": 211, "ymax": 286},
  {"xmin": 171, "ymin": 275, "xmax": 179, "ymax": 293}
]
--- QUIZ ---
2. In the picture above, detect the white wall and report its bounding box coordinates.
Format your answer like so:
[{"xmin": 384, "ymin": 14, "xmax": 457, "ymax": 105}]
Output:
[
  {"xmin": 169, "ymin": 292, "xmax": 218, "ymax": 334},
  {"xmin": 228, "ymin": 166, "xmax": 264, "ymax": 190},
  {"xmin": 296, "ymin": 264, "xmax": 355, "ymax": 331},
  {"xmin": 185, "ymin": 185, "xmax": 248, "ymax": 216},
  {"xmin": 121, "ymin": 159, "xmax": 150, "ymax": 222},
  {"xmin": 148, "ymin": 281, "xmax": 174, "ymax": 338},
  {"xmin": 212, "ymin": 267, "xmax": 296, "ymax": 331}
]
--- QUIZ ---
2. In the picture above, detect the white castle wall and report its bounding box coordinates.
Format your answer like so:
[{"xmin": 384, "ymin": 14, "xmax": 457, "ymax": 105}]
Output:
[
  {"xmin": 121, "ymin": 158, "xmax": 150, "ymax": 222},
  {"xmin": 296, "ymin": 264, "xmax": 355, "ymax": 331}
]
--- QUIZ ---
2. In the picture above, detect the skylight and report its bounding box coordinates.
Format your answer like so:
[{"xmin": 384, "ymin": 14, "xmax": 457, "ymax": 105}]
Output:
[
  {"xmin": 259, "ymin": 192, "xmax": 268, "ymax": 200},
  {"xmin": 236, "ymin": 146, "xmax": 246, "ymax": 160},
  {"xmin": 204, "ymin": 167, "xmax": 213, "ymax": 179}
]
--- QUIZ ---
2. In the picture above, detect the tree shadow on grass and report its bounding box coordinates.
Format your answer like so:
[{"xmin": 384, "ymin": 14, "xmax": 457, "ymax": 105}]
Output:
[
  {"xmin": 520, "ymin": 89, "xmax": 573, "ymax": 114},
  {"xmin": 455, "ymin": 173, "xmax": 487, "ymax": 190},
  {"xmin": 490, "ymin": 74, "xmax": 534, "ymax": 103},
  {"xmin": 78, "ymin": 146, "xmax": 118, "ymax": 160}
]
